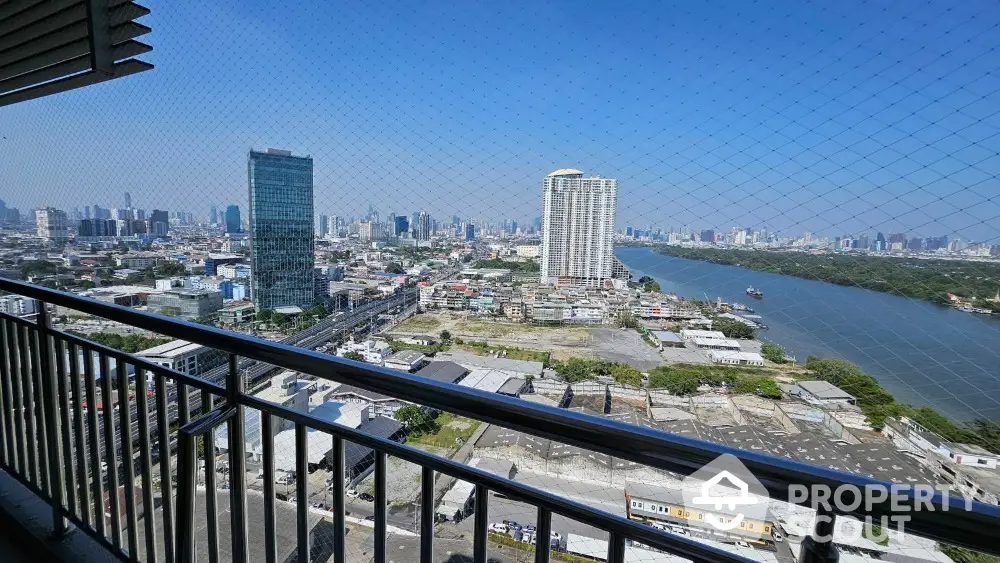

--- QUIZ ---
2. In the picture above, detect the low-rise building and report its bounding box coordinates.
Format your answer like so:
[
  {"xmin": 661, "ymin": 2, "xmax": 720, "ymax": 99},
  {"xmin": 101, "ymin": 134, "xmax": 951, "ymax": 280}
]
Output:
[
  {"xmin": 792, "ymin": 380, "xmax": 856, "ymax": 406},
  {"xmin": 691, "ymin": 337, "xmax": 741, "ymax": 350},
  {"xmin": 384, "ymin": 349, "xmax": 427, "ymax": 372},
  {"xmin": 147, "ymin": 288, "xmax": 223, "ymax": 319},
  {"xmin": 708, "ymin": 350, "xmax": 765, "ymax": 366},
  {"xmin": 323, "ymin": 383, "xmax": 405, "ymax": 420},
  {"xmin": 0, "ymin": 295, "xmax": 37, "ymax": 316},
  {"xmin": 650, "ymin": 331, "xmax": 684, "ymax": 349},
  {"xmin": 938, "ymin": 442, "xmax": 1000, "ymax": 469},
  {"xmin": 218, "ymin": 303, "xmax": 256, "ymax": 325},
  {"xmin": 135, "ymin": 339, "xmax": 223, "ymax": 376},
  {"xmin": 336, "ymin": 339, "xmax": 392, "ymax": 365},
  {"xmin": 115, "ymin": 252, "xmax": 163, "ymax": 270}
]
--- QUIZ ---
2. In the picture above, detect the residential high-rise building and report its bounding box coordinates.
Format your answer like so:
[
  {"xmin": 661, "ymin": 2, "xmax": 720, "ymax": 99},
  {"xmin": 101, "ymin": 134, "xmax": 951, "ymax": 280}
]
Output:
[
  {"xmin": 225, "ymin": 205, "xmax": 241, "ymax": 233},
  {"xmin": 248, "ymin": 149, "xmax": 315, "ymax": 310},
  {"xmin": 465, "ymin": 223, "xmax": 476, "ymax": 241},
  {"xmin": 359, "ymin": 221, "xmax": 382, "ymax": 241},
  {"xmin": 539, "ymin": 169, "xmax": 617, "ymax": 286},
  {"xmin": 700, "ymin": 229, "xmax": 715, "ymax": 243},
  {"xmin": 318, "ymin": 214, "xmax": 329, "ymax": 236},
  {"xmin": 393, "ymin": 215, "xmax": 409, "ymax": 237},
  {"xmin": 35, "ymin": 207, "xmax": 69, "ymax": 244},
  {"xmin": 124, "ymin": 191, "xmax": 132, "ymax": 209},
  {"xmin": 414, "ymin": 211, "xmax": 431, "ymax": 240},
  {"xmin": 210, "ymin": 205, "xmax": 218, "ymax": 225},
  {"xmin": 148, "ymin": 209, "xmax": 169, "ymax": 236}
]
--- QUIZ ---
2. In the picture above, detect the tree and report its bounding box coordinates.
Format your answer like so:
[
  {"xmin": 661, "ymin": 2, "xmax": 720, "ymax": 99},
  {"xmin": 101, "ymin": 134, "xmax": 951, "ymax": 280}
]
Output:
[
  {"xmin": 155, "ymin": 261, "xmax": 187, "ymax": 276},
  {"xmin": 611, "ymin": 364, "xmax": 642, "ymax": 387},
  {"xmin": 394, "ymin": 405, "xmax": 438, "ymax": 432},
  {"xmin": 615, "ymin": 310, "xmax": 639, "ymax": 329},
  {"xmin": 648, "ymin": 367, "xmax": 699, "ymax": 395},
  {"xmin": 386, "ymin": 262, "xmax": 406, "ymax": 274},
  {"xmin": 637, "ymin": 275, "xmax": 661, "ymax": 293},
  {"xmin": 343, "ymin": 351, "xmax": 365, "ymax": 362},
  {"xmin": 307, "ymin": 304, "xmax": 326, "ymax": 318},
  {"xmin": 760, "ymin": 343, "xmax": 787, "ymax": 363},
  {"xmin": 713, "ymin": 317, "xmax": 756, "ymax": 339},
  {"xmin": 256, "ymin": 309, "xmax": 273, "ymax": 324},
  {"xmin": 439, "ymin": 330, "xmax": 452, "ymax": 342}
]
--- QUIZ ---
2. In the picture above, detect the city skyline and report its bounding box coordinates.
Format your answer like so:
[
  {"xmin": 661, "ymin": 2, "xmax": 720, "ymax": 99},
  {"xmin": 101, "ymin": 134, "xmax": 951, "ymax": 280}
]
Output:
[{"xmin": 1, "ymin": 0, "xmax": 997, "ymax": 243}]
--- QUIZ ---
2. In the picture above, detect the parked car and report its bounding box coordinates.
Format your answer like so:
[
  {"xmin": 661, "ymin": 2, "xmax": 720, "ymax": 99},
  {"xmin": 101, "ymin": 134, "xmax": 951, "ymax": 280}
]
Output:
[
  {"xmin": 736, "ymin": 541, "xmax": 751, "ymax": 548},
  {"xmin": 359, "ymin": 492, "xmax": 375, "ymax": 502},
  {"xmin": 489, "ymin": 523, "xmax": 509, "ymax": 535},
  {"xmin": 346, "ymin": 489, "xmax": 361, "ymax": 499}
]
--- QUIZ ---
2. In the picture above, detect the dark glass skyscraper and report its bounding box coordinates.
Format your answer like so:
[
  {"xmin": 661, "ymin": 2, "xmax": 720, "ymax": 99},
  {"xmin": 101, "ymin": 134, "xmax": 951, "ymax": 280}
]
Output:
[
  {"xmin": 224, "ymin": 204, "xmax": 241, "ymax": 233},
  {"xmin": 248, "ymin": 149, "xmax": 315, "ymax": 310}
]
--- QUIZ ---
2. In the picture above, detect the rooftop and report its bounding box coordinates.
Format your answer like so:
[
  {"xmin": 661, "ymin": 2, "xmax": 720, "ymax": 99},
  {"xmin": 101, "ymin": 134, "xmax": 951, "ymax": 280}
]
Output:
[
  {"xmin": 415, "ymin": 361, "xmax": 469, "ymax": 384},
  {"xmin": 797, "ymin": 380, "xmax": 855, "ymax": 399},
  {"xmin": 546, "ymin": 168, "xmax": 584, "ymax": 177},
  {"xmin": 134, "ymin": 339, "xmax": 205, "ymax": 358}
]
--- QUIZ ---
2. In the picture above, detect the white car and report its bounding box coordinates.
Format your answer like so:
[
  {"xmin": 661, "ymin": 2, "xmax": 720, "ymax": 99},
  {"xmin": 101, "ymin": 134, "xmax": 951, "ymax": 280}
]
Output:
[
  {"xmin": 736, "ymin": 541, "xmax": 751, "ymax": 548},
  {"xmin": 346, "ymin": 489, "xmax": 361, "ymax": 498},
  {"xmin": 489, "ymin": 523, "xmax": 509, "ymax": 535}
]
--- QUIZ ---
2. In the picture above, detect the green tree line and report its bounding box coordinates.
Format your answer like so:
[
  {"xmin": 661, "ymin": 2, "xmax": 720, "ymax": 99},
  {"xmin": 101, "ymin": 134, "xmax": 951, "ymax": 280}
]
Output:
[
  {"xmin": 67, "ymin": 331, "xmax": 173, "ymax": 353},
  {"xmin": 474, "ymin": 258, "xmax": 541, "ymax": 272},
  {"xmin": 654, "ymin": 245, "xmax": 1000, "ymax": 308}
]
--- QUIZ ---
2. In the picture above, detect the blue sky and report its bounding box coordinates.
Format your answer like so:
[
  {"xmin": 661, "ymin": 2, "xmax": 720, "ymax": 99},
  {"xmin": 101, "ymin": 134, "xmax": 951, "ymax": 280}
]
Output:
[{"xmin": 1, "ymin": 0, "xmax": 998, "ymax": 241}]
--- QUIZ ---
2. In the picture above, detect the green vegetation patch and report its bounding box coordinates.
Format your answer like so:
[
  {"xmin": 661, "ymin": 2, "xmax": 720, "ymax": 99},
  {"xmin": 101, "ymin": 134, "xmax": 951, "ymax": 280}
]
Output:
[
  {"xmin": 647, "ymin": 363, "xmax": 779, "ymax": 397},
  {"xmin": 68, "ymin": 331, "xmax": 172, "ymax": 353}
]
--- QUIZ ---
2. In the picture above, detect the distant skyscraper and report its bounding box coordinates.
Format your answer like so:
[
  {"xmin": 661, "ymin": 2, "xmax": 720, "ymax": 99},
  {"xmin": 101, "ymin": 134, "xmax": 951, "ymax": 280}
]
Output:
[
  {"xmin": 415, "ymin": 211, "xmax": 431, "ymax": 240},
  {"xmin": 394, "ymin": 215, "xmax": 409, "ymax": 237},
  {"xmin": 248, "ymin": 149, "xmax": 315, "ymax": 310},
  {"xmin": 318, "ymin": 214, "xmax": 329, "ymax": 236},
  {"xmin": 540, "ymin": 169, "xmax": 617, "ymax": 286},
  {"xmin": 35, "ymin": 207, "xmax": 69, "ymax": 244},
  {"xmin": 210, "ymin": 205, "xmax": 218, "ymax": 225},
  {"xmin": 124, "ymin": 191, "xmax": 132, "ymax": 209},
  {"xmin": 700, "ymin": 229, "xmax": 715, "ymax": 243},
  {"xmin": 225, "ymin": 205, "xmax": 241, "ymax": 233},
  {"xmin": 465, "ymin": 223, "xmax": 476, "ymax": 241}
]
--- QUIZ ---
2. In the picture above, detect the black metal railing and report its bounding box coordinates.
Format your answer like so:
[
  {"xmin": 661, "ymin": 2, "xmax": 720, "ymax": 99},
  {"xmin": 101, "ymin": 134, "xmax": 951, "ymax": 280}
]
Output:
[{"xmin": 1, "ymin": 276, "xmax": 1000, "ymax": 563}]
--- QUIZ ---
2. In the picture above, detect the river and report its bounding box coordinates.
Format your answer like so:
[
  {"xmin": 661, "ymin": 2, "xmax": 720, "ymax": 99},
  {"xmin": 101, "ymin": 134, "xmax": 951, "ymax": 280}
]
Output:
[{"xmin": 615, "ymin": 246, "xmax": 1000, "ymax": 422}]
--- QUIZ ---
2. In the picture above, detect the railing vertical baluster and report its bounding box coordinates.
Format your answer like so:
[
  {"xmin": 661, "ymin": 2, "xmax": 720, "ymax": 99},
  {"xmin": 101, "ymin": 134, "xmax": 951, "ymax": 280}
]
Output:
[
  {"xmin": 84, "ymin": 346, "xmax": 105, "ymax": 537},
  {"xmin": 375, "ymin": 450, "xmax": 388, "ymax": 563},
  {"xmin": 262, "ymin": 413, "xmax": 277, "ymax": 563},
  {"xmin": 800, "ymin": 506, "xmax": 838, "ymax": 563},
  {"xmin": 117, "ymin": 359, "xmax": 139, "ymax": 557},
  {"xmin": 178, "ymin": 382, "xmax": 190, "ymax": 425},
  {"xmin": 473, "ymin": 484, "xmax": 488, "ymax": 563},
  {"xmin": 54, "ymin": 336, "xmax": 78, "ymax": 520},
  {"xmin": 8, "ymin": 322, "xmax": 25, "ymax": 476},
  {"xmin": 203, "ymin": 391, "xmax": 219, "ymax": 563},
  {"xmin": 19, "ymin": 325, "xmax": 38, "ymax": 486},
  {"xmin": 330, "ymin": 436, "xmax": 346, "ymax": 563},
  {"xmin": 36, "ymin": 303, "xmax": 68, "ymax": 535},
  {"xmin": 0, "ymin": 319, "xmax": 17, "ymax": 471},
  {"xmin": 607, "ymin": 532, "xmax": 625, "ymax": 563},
  {"xmin": 295, "ymin": 422, "xmax": 309, "ymax": 562},
  {"xmin": 100, "ymin": 353, "xmax": 122, "ymax": 548},
  {"xmin": 29, "ymin": 323, "xmax": 52, "ymax": 497},
  {"xmin": 69, "ymin": 341, "xmax": 92, "ymax": 528},
  {"xmin": 420, "ymin": 466, "xmax": 434, "ymax": 563},
  {"xmin": 52, "ymin": 335, "xmax": 80, "ymax": 516},
  {"xmin": 174, "ymin": 429, "xmax": 197, "ymax": 563},
  {"xmin": 135, "ymin": 368, "xmax": 158, "ymax": 563},
  {"xmin": 227, "ymin": 354, "xmax": 248, "ymax": 563},
  {"xmin": 535, "ymin": 507, "xmax": 551, "ymax": 563},
  {"xmin": 155, "ymin": 374, "xmax": 175, "ymax": 563},
  {"xmin": 0, "ymin": 320, "xmax": 9, "ymax": 468}
]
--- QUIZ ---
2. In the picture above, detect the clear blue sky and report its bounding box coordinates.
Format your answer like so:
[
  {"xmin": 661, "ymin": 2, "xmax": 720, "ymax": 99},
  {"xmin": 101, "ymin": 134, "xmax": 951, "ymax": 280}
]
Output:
[{"xmin": 1, "ymin": 0, "xmax": 998, "ymax": 241}]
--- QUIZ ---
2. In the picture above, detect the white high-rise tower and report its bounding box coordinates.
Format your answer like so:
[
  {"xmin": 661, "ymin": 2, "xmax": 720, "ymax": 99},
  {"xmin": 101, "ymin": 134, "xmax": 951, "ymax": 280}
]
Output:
[{"xmin": 540, "ymin": 169, "xmax": 618, "ymax": 286}]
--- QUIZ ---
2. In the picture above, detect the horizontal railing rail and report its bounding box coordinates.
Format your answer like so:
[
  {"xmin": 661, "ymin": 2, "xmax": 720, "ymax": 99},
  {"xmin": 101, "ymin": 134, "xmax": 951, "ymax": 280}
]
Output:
[{"xmin": 2, "ymin": 276, "xmax": 1000, "ymax": 563}]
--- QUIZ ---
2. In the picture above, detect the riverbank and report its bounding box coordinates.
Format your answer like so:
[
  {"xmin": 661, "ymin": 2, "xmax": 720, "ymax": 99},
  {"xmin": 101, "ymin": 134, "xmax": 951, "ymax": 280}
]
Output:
[
  {"xmin": 648, "ymin": 244, "xmax": 1000, "ymax": 312},
  {"xmin": 615, "ymin": 246, "xmax": 1000, "ymax": 422}
]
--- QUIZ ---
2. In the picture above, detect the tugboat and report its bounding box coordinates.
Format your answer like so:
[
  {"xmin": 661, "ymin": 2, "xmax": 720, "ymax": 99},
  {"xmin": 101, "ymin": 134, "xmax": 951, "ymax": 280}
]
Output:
[{"xmin": 746, "ymin": 286, "xmax": 764, "ymax": 299}]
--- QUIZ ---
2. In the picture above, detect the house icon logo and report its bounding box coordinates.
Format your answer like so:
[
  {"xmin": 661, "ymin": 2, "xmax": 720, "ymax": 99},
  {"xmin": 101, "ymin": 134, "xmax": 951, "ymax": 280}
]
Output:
[{"xmin": 681, "ymin": 454, "xmax": 770, "ymax": 538}]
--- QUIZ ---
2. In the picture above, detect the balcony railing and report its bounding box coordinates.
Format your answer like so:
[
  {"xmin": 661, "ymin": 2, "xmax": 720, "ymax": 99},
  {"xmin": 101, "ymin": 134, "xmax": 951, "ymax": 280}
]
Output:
[{"xmin": 1, "ymin": 276, "xmax": 999, "ymax": 563}]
